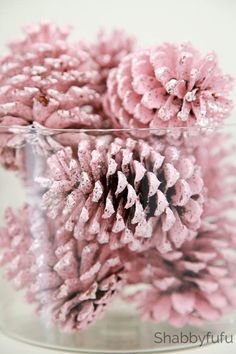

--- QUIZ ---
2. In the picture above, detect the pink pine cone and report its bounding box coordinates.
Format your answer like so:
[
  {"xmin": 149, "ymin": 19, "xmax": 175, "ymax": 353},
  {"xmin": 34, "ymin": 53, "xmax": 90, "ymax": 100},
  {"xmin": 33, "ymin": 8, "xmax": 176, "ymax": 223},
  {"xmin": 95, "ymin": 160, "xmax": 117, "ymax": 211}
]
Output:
[
  {"xmin": 37, "ymin": 135, "xmax": 204, "ymax": 253},
  {"xmin": 125, "ymin": 132, "xmax": 236, "ymax": 326},
  {"xmin": 0, "ymin": 22, "xmax": 109, "ymax": 170},
  {"xmin": 125, "ymin": 217, "xmax": 236, "ymax": 327},
  {"xmin": 0, "ymin": 22, "xmax": 106, "ymax": 129},
  {"xmin": 77, "ymin": 29, "xmax": 135, "ymax": 92},
  {"xmin": 0, "ymin": 204, "xmax": 125, "ymax": 332},
  {"xmin": 195, "ymin": 132, "xmax": 236, "ymax": 218},
  {"xmin": 104, "ymin": 43, "xmax": 234, "ymax": 136}
]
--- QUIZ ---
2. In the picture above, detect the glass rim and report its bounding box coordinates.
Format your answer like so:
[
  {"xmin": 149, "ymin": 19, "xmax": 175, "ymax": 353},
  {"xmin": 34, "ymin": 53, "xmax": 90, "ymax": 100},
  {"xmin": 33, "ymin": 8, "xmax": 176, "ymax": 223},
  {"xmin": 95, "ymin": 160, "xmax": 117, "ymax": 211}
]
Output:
[{"xmin": 0, "ymin": 122, "xmax": 235, "ymax": 135}]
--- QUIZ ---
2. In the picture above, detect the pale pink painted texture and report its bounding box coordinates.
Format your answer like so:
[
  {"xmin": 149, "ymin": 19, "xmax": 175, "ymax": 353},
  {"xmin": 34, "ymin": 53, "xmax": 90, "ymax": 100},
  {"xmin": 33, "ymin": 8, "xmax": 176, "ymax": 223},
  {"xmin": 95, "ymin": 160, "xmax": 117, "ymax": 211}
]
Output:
[{"xmin": 0, "ymin": 23, "xmax": 235, "ymax": 333}]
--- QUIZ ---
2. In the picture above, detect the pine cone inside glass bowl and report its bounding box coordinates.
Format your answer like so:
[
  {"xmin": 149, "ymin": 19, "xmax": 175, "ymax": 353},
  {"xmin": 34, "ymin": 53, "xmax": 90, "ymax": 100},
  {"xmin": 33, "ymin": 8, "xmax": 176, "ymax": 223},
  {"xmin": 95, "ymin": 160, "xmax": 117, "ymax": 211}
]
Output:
[
  {"xmin": 124, "ymin": 132, "xmax": 236, "ymax": 326},
  {"xmin": 194, "ymin": 132, "xmax": 236, "ymax": 218},
  {"xmin": 37, "ymin": 134, "xmax": 204, "ymax": 253},
  {"xmin": 125, "ymin": 216, "xmax": 236, "ymax": 327},
  {"xmin": 104, "ymin": 43, "xmax": 234, "ymax": 136},
  {"xmin": 0, "ymin": 125, "xmax": 28, "ymax": 171},
  {"xmin": 0, "ymin": 204, "xmax": 125, "ymax": 332}
]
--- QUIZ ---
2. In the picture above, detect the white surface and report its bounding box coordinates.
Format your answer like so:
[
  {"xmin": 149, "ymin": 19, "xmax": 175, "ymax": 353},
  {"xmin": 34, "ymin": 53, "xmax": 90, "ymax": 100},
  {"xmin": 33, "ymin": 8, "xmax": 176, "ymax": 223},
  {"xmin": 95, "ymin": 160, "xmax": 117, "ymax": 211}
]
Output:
[
  {"xmin": 0, "ymin": 331, "xmax": 236, "ymax": 354},
  {"xmin": 0, "ymin": 0, "xmax": 236, "ymax": 353}
]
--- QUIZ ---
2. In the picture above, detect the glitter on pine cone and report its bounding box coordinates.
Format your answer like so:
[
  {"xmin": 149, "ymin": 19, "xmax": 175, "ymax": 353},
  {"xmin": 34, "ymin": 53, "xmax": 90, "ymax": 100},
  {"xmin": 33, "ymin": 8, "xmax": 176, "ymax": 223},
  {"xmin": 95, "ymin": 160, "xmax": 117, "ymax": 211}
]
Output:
[
  {"xmin": 0, "ymin": 22, "xmax": 109, "ymax": 170},
  {"xmin": 124, "ymin": 132, "xmax": 236, "ymax": 326},
  {"xmin": 0, "ymin": 204, "xmax": 125, "ymax": 332},
  {"xmin": 104, "ymin": 43, "xmax": 234, "ymax": 136},
  {"xmin": 0, "ymin": 22, "xmax": 108, "ymax": 129},
  {"xmin": 36, "ymin": 135, "xmax": 204, "ymax": 253},
  {"xmin": 125, "ymin": 217, "xmax": 236, "ymax": 327},
  {"xmin": 77, "ymin": 29, "xmax": 135, "ymax": 93}
]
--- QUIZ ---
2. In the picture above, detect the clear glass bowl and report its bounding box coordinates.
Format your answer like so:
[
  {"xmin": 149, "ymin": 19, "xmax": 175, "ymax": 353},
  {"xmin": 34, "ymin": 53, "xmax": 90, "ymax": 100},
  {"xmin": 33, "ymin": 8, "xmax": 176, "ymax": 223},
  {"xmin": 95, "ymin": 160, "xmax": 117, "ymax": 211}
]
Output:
[{"xmin": 0, "ymin": 124, "xmax": 236, "ymax": 353}]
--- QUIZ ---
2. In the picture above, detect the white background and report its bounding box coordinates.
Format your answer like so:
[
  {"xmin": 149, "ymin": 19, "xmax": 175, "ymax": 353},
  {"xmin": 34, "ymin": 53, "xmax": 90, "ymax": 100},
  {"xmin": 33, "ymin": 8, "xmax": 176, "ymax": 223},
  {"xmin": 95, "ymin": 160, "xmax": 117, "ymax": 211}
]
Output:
[{"xmin": 0, "ymin": 0, "xmax": 236, "ymax": 353}]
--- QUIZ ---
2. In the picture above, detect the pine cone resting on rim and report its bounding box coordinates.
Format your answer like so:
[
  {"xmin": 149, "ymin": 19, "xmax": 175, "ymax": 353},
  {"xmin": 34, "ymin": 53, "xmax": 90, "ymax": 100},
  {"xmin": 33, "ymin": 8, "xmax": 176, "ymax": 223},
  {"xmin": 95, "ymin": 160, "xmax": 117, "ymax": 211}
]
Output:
[
  {"xmin": 37, "ymin": 135, "xmax": 204, "ymax": 253},
  {"xmin": 125, "ymin": 217, "xmax": 236, "ymax": 327},
  {"xmin": 104, "ymin": 43, "xmax": 233, "ymax": 137},
  {"xmin": 0, "ymin": 22, "xmax": 109, "ymax": 171},
  {"xmin": 0, "ymin": 204, "xmax": 125, "ymax": 332}
]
